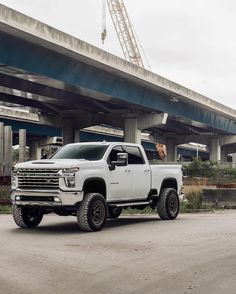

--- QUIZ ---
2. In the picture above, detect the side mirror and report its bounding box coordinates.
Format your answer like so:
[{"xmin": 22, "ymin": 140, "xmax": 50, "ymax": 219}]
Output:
[
  {"xmin": 109, "ymin": 153, "xmax": 128, "ymax": 170},
  {"xmin": 116, "ymin": 153, "xmax": 128, "ymax": 165}
]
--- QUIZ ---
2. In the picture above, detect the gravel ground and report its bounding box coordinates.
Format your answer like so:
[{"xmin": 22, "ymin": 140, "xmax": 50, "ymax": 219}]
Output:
[{"xmin": 0, "ymin": 211, "xmax": 236, "ymax": 294}]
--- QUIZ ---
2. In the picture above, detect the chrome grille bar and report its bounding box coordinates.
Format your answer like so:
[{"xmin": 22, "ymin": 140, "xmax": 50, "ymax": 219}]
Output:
[{"xmin": 18, "ymin": 168, "xmax": 59, "ymax": 189}]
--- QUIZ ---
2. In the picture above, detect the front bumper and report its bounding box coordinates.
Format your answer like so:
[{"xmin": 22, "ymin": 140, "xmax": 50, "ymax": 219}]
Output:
[{"xmin": 11, "ymin": 189, "xmax": 84, "ymax": 207}]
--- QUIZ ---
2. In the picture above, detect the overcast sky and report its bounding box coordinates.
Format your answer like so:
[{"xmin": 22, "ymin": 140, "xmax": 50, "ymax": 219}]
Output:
[{"xmin": 0, "ymin": 0, "xmax": 236, "ymax": 110}]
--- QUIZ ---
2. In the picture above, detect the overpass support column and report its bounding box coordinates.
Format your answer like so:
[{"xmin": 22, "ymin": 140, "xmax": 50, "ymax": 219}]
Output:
[
  {"xmin": 0, "ymin": 123, "xmax": 4, "ymax": 176},
  {"xmin": 19, "ymin": 129, "xmax": 27, "ymax": 163},
  {"xmin": 209, "ymin": 138, "xmax": 221, "ymax": 162},
  {"xmin": 4, "ymin": 126, "xmax": 12, "ymax": 177},
  {"xmin": 29, "ymin": 140, "xmax": 41, "ymax": 160},
  {"xmin": 232, "ymin": 154, "xmax": 236, "ymax": 168},
  {"xmin": 166, "ymin": 138, "xmax": 177, "ymax": 162},
  {"xmin": 124, "ymin": 118, "xmax": 141, "ymax": 144},
  {"xmin": 221, "ymin": 146, "xmax": 229, "ymax": 163},
  {"xmin": 62, "ymin": 127, "xmax": 75, "ymax": 145},
  {"xmin": 74, "ymin": 130, "xmax": 80, "ymax": 143}
]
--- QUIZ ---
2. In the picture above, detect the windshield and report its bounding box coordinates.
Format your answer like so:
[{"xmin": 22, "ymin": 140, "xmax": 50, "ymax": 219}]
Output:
[{"xmin": 51, "ymin": 144, "xmax": 109, "ymax": 160}]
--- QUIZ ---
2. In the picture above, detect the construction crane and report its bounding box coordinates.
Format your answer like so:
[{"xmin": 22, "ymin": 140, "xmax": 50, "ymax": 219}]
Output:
[
  {"xmin": 101, "ymin": 0, "xmax": 145, "ymax": 68},
  {"xmin": 101, "ymin": 1, "xmax": 165, "ymax": 159}
]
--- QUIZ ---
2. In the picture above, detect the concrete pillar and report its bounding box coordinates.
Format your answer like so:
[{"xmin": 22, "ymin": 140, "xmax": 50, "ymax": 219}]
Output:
[
  {"xmin": 210, "ymin": 138, "xmax": 221, "ymax": 161},
  {"xmin": 124, "ymin": 118, "xmax": 141, "ymax": 144},
  {"xmin": 29, "ymin": 140, "xmax": 41, "ymax": 160},
  {"xmin": 74, "ymin": 130, "xmax": 80, "ymax": 143},
  {"xmin": 166, "ymin": 138, "xmax": 177, "ymax": 162},
  {"xmin": 62, "ymin": 127, "xmax": 74, "ymax": 146},
  {"xmin": 232, "ymin": 153, "xmax": 236, "ymax": 168},
  {"xmin": 19, "ymin": 129, "xmax": 27, "ymax": 163},
  {"xmin": 221, "ymin": 146, "xmax": 229, "ymax": 163},
  {"xmin": 0, "ymin": 122, "xmax": 4, "ymax": 176},
  {"xmin": 4, "ymin": 126, "xmax": 12, "ymax": 176}
]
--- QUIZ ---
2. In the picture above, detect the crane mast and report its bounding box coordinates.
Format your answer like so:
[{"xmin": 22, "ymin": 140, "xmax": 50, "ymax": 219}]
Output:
[{"xmin": 105, "ymin": 0, "xmax": 144, "ymax": 68}]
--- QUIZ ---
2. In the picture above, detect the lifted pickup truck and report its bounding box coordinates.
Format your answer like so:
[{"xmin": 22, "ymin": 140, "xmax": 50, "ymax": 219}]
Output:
[{"xmin": 11, "ymin": 142, "xmax": 183, "ymax": 232}]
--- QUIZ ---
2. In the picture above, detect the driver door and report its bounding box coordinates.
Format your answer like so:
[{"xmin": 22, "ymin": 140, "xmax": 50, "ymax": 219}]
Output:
[{"xmin": 107, "ymin": 145, "xmax": 133, "ymax": 201}]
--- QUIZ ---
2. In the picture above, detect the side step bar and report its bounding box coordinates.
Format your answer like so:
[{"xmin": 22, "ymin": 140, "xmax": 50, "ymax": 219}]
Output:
[{"xmin": 109, "ymin": 201, "xmax": 151, "ymax": 208}]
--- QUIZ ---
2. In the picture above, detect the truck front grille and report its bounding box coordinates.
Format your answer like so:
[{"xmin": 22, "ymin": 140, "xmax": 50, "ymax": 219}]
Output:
[{"xmin": 18, "ymin": 168, "xmax": 59, "ymax": 189}]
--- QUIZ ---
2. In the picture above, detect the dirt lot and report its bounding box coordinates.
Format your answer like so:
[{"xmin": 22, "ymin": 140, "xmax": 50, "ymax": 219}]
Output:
[{"xmin": 0, "ymin": 211, "xmax": 236, "ymax": 294}]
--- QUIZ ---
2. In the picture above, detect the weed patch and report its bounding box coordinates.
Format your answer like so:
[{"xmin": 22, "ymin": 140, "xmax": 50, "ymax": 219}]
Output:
[{"xmin": 0, "ymin": 206, "xmax": 11, "ymax": 214}]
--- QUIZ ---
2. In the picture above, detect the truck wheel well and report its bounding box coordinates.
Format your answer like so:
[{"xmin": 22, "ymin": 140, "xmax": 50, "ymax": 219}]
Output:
[
  {"xmin": 83, "ymin": 178, "xmax": 106, "ymax": 199},
  {"xmin": 161, "ymin": 178, "xmax": 177, "ymax": 192}
]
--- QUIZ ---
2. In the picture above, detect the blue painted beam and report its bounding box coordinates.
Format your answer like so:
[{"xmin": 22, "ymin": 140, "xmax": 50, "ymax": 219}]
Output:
[
  {"xmin": 0, "ymin": 32, "xmax": 235, "ymax": 134},
  {"xmin": 0, "ymin": 118, "xmax": 61, "ymax": 137}
]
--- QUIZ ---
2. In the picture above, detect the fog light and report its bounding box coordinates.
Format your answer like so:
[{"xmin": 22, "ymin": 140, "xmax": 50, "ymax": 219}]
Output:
[
  {"xmin": 15, "ymin": 196, "xmax": 21, "ymax": 201},
  {"xmin": 54, "ymin": 197, "xmax": 61, "ymax": 202}
]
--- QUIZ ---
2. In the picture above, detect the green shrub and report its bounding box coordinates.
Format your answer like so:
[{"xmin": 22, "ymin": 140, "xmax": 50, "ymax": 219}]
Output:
[
  {"xmin": 0, "ymin": 186, "xmax": 10, "ymax": 200},
  {"xmin": 183, "ymin": 158, "xmax": 236, "ymax": 185},
  {"xmin": 183, "ymin": 158, "xmax": 218, "ymax": 178},
  {"xmin": 0, "ymin": 206, "xmax": 11, "ymax": 214}
]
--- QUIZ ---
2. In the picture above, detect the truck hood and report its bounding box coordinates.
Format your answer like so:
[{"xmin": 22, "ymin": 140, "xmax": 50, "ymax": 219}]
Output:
[{"xmin": 14, "ymin": 159, "xmax": 90, "ymax": 170}]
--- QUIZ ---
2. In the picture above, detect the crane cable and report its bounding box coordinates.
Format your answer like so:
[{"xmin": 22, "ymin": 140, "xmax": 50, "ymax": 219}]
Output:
[
  {"xmin": 101, "ymin": 0, "xmax": 107, "ymax": 43},
  {"xmin": 129, "ymin": 18, "xmax": 152, "ymax": 71}
]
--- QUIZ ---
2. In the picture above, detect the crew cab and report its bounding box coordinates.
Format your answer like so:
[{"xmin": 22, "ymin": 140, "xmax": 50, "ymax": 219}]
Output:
[{"xmin": 11, "ymin": 142, "xmax": 183, "ymax": 232}]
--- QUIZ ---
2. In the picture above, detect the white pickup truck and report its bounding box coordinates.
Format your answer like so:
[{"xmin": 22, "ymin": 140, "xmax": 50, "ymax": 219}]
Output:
[{"xmin": 11, "ymin": 142, "xmax": 183, "ymax": 232}]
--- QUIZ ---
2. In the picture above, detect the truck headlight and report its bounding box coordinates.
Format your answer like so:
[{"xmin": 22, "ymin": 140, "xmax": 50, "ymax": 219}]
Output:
[
  {"xmin": 65, "ymin": 177, "xmax": 76, "ymax": 188},
  {"xmin": 62, "ymin": 167, "xmax": 79, "ymax": 173},
  {"xmin": 11, "ymin": 175, "xmax": 18, "ymax": 189}
]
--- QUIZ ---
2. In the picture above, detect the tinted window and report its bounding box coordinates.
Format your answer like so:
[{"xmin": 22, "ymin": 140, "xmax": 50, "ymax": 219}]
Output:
[
  {"xmin": 51, "ymin": 145, "xmax": 108, "ymax": 160},
  {"xmin": 123, "ymin": 146, "xmax": 144, "ymax": 164},
  {"xmin": 108, "ymin": 146, "xmax": 123, "ymax": 163}
]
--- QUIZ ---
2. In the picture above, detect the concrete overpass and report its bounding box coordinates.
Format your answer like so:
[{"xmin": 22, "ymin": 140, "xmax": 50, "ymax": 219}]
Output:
[
  {"xmin": 0, "ymin": 106, "xmax": 210, "ymax": 175},
  {"xmin": 0, "ymin": 106, "xmax": 61, "ymax": 177},
  {"xmin": 0, "ymin": 106, "xmax": 61, "ymax": 139},
  {"xmin": 0, "ymin": 107, "xmax": 159, "ymax": 176},
  {"xmin": 0, "ymin": 4, "xmax": 236, "ymax": 162}
]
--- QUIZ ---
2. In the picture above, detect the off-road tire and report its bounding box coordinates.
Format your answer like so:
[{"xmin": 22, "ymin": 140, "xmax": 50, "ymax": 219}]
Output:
[
  {"xmin": 157, "ymin": 188, "xmax": 179, "ymax": 220},
  {"xmin": 77, "ymin": 193, "xmax": 107, "ymax": 232},
  {"xmin": 108, "ymin": 206, "xmax": 122, "ymax": 219},
  {"xmin": 12, "ymin": 205, "xmax": 43, "ymax": 228}
]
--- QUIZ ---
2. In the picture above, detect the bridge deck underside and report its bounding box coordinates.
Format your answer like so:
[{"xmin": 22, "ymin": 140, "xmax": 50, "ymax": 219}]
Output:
[{"xmin": 0, "ymin": 28, "xmax": 235, "ymax": 138}]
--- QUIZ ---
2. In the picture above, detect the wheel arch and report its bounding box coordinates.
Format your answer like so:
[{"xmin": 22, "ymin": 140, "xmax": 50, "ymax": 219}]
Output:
[
  {"xmin": 160, "ymin": 178, "xmax": 178, "ymax": 194},
  {"xmin": 83, "ymin": 177, "xmax": 107, "ymax": 199}
]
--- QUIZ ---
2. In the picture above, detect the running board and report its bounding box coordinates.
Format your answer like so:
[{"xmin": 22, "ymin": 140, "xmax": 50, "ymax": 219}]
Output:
[{"xmin": 109, "ymin": 201, "xmax": 150, "ymax": 208}]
